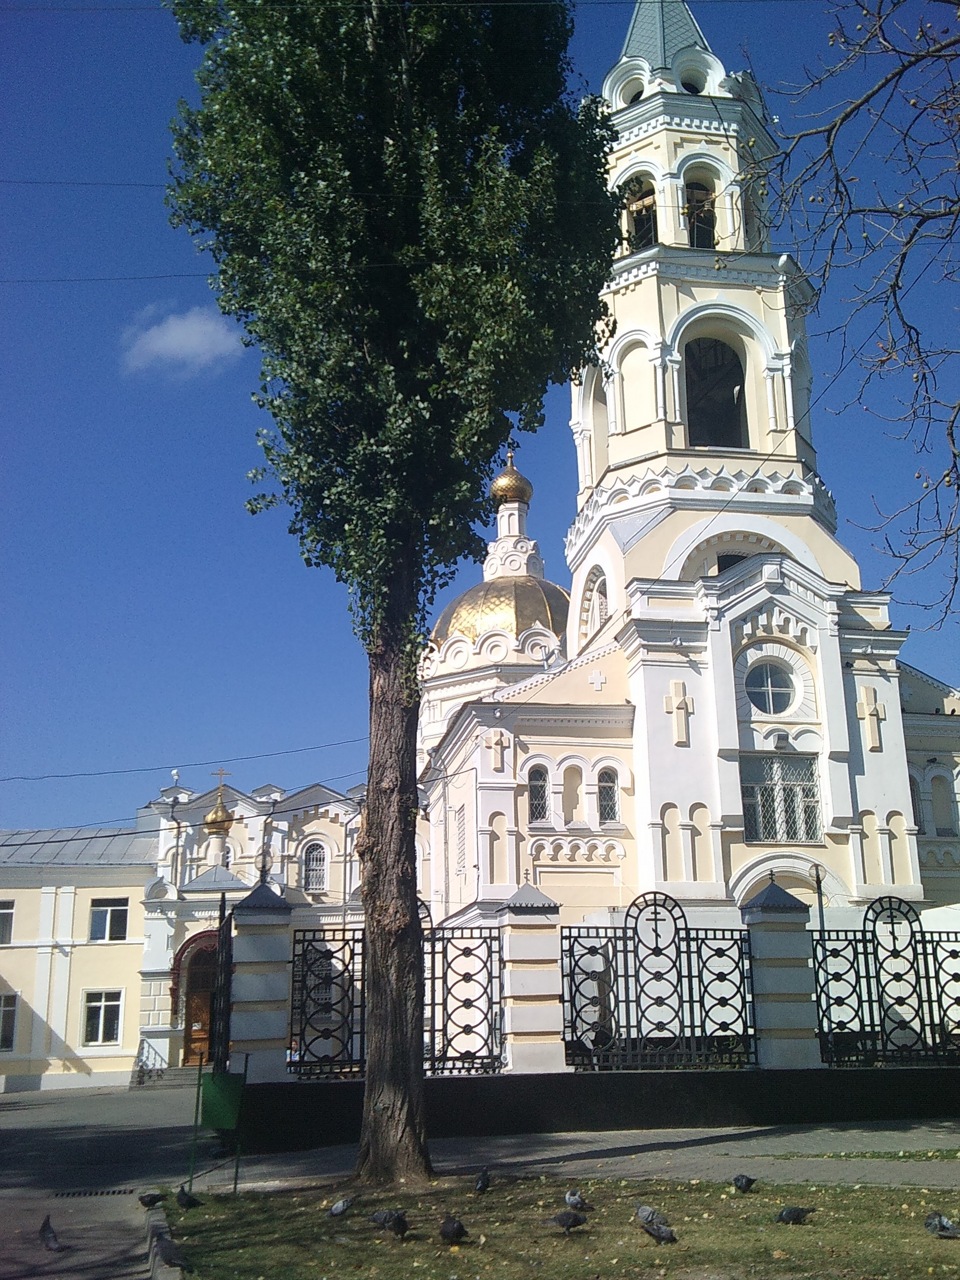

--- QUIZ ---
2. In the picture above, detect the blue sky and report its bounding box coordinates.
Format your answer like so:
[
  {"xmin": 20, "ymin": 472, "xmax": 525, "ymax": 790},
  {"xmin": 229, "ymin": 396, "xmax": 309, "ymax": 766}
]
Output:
[{"xmin": 2, "ymin": 0, "xmax": 956, "ymax": 832}]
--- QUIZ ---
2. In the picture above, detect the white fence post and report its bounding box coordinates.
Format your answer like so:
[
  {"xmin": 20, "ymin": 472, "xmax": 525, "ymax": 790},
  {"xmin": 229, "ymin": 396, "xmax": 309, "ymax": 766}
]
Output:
[
  {"xmin": 230, "ymin": 883, "xmax": 293, "ymax": 1083},
  {"xmin": 498, "ymin": 884, "xmax": 569, "ymax": 1074},
  {"xmin": 740, "ymin": 879, "xmax": 823, "ymax": 1069}
]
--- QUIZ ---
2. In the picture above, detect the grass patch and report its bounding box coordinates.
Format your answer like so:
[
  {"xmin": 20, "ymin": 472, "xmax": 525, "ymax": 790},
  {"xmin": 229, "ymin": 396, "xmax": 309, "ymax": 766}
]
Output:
[
  {"xmin": 780, "ymin": 1150, "xmax": 960, "ymax": 1162},
  {"xmin": 166, "ymin": 1175, "xmax": 960, "ymax": 1279}
]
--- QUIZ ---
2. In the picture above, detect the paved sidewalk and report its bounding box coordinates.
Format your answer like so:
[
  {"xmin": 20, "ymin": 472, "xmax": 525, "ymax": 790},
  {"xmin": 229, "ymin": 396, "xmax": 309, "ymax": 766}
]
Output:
[{"xmin": 1, "ymin": 1085, "xmax": 959, "ymax": 1278}]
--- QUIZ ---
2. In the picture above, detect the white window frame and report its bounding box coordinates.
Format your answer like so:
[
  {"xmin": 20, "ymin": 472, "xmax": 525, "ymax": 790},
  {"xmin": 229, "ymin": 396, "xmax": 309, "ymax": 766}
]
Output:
[
  {"xmin": 598, "ymin": 768, "xmax": 620, "ymax": 824},
  {"xmin": 741, "ymin": 754, "xmax": 821, "ymax": 844},
  {"xmin": 82, "ymin": 989, "xmax": 123, "ymax": 1046},
  {"xmin": 528, "ymin": 766, "xmax": 550, "ymax": 824},
  {"xmin": 302, "ymin": 841, "xmax": 327, "ymax": 893},
  {"xmin": 89, "ymin": 898, "xmax": 128, "ymax": 942},
  {"xmin": 0, "ymin": 993, "xmax": 16, "ymax": 1051},
  {"xmin": 0, "ymin": 900, "xmax": 13, "ymax": 946}
]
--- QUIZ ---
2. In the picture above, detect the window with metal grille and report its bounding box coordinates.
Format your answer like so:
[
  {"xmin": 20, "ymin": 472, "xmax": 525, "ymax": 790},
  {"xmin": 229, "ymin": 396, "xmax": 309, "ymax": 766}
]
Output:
[
  {"xmin": 741, "ymin": 754, "xmax": 821, "ymax": 843},
  {"xmin": 529, "ymin": 767, "xmax": 549, "ymax": 823},
  {"xmin": 303, "ymin": 842, "xmax": 327, "ymax": 892},
  {"xmin": 89, "ymin": 898, "xmax": 128, "ymax": 941},
  {"xmin": 0, "ymin": 994, "xmax": 16, "ymax": 1051},
  {"xmin": 83, "ymin": 990, "xmax": 122, "ymax": 1045},
  {"xmin": 0, "ymin": 901, "xmax": 13, "ymax": 946},
  {"xmin": 598, "ymin": 769, "xmax": 620, "ymax": 823}
]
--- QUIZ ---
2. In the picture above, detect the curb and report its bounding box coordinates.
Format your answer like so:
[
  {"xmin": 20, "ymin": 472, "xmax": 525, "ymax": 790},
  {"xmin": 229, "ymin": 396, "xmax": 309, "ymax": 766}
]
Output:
[{"xmin": 145, "ymin": 1203, "xmax": 188, "ymax": 1278}]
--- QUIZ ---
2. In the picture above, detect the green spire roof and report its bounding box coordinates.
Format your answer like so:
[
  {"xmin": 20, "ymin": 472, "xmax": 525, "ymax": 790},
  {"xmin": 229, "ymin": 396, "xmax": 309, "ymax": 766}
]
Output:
[{"xmin": 621, "ymin": 0, "xmax": 711, "ymax": 70}]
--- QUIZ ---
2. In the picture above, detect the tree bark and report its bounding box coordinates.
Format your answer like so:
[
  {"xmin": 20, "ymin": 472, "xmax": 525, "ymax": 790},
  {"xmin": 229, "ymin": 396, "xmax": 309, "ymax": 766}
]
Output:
[{"xmin": 354, "ymin": 567, "xmax": 433, "ymax": 1184}]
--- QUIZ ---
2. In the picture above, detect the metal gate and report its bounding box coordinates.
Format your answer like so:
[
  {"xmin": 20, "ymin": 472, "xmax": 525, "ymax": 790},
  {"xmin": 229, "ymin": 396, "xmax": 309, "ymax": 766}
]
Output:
[
  {"xmin": 209, "ymin": 895, "xmax": 234, "ymax": 1074},
  {"xmin": 289, "ymin": 925, "xmax": 503, "ymax": 1078},
  {"xmin": 813, "ymin": 895, "xmax": 960, "ymax": 1065},
  {"xmin": 562, "ymin": 892, "xmax": 756, "ymax": 1070}
]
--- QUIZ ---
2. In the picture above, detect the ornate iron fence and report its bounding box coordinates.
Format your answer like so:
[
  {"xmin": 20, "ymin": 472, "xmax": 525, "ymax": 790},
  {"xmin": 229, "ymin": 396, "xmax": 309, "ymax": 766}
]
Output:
[
  {"xmin": 289, "ymin": 925, "xmax": 503, "ymax": 1078},
  {"xmin": 561, "ymin": 892, "xmax": 756, "ymax": 1070},
  {"xmin": 813, "ymin": 895, "xmax": 960, "ymax": 1066}
]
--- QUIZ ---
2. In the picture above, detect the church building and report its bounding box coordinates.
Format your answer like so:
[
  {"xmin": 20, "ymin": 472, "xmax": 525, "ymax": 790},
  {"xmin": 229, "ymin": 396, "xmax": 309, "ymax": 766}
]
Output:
[{"xmin": 1, "ymin": 0, "xmax": 958, "ymax": 1091}]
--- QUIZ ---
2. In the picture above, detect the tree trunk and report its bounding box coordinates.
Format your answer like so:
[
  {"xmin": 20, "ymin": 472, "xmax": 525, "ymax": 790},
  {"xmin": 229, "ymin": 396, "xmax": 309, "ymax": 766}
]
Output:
[{"xmin": 354, "ymin": 570, "xmax": 433, "ymax": 1184}]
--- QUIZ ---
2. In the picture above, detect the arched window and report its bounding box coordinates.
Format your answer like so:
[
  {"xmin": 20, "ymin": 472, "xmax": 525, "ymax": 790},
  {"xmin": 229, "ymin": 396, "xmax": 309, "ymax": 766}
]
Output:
[
  {"xmin": 685, "ymin": 337, "xmax": 748, "ymax": 449},
  {"xmin": 684, "ymin": 181, "xmax": 716, "ymax": 249},
  {"xmin": 598, "ymin": 769, "xmax": 620, "ymax": 823},
  {"xmin": 222, "ymin": 845, "xmax": 232, "ymax": 870},
  {"xmin": 909, "ymin": 775, "xmax": 925, "ymax": 834},
  {"xmin": 528, "ymin": 767, "xmax": 549, "ymax": 823},
  {"xmin": 302, "ymin": 841, "xmax": 327, "ymax": 892},
  {"xmin": 932, "ymin": 776, "xmax": 958, "ymax": 838},
  {"xmin": 626, "ymin": 179, "xmax": 658, "ymax": 250}
]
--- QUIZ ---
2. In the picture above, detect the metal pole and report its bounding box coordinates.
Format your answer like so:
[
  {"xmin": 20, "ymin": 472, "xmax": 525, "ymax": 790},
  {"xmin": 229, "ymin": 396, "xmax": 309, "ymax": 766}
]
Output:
[
  {"xmin": 187, "ymin": 1053, "xmax": 204, "ymax": 1191},
  {"xmin": 812, "ymin": 865, "xmax": 832, "ymax": 1060}
]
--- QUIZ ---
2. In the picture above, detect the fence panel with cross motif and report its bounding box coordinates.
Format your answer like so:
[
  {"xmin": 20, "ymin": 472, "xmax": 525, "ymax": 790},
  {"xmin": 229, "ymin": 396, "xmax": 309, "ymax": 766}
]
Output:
[{"xmin": 561, "ymin": 892, "xmax": 756, "ymax": 1070}]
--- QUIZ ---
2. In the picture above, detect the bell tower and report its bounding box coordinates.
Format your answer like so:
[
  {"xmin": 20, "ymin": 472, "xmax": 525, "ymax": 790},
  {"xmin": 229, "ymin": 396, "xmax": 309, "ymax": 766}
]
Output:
[{"xmin": 567, "ymin": 0, "xmax": 861, "ymax": 658}]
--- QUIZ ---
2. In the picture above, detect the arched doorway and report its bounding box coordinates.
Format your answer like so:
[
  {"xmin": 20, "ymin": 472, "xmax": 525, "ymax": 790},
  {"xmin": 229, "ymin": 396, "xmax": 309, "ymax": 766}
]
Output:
[{"xmin": 183, "ymin": 946, "xmax": 217, "ymax": 1066}]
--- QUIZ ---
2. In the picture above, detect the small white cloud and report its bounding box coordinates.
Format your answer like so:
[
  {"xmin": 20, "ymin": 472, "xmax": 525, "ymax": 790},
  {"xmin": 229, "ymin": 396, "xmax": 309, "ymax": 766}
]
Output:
[{"xmin": 122, "ymin": 305, "xmax": 243, "ymax": 375}]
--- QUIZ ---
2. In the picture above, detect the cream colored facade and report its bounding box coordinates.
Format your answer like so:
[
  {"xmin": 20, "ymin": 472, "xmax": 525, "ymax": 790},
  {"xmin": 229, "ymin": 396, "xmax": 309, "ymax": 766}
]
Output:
[
  {"xmin": 2, "ymin": 0, "xmax": 959, "ymax": 1091},
  {"xmin": 415, "ymin": 0, "xmax": 960, "ymax": 926},
  {"xmin": 0, "ymin": 783, "xmax": 362, "ymax": 1091}
]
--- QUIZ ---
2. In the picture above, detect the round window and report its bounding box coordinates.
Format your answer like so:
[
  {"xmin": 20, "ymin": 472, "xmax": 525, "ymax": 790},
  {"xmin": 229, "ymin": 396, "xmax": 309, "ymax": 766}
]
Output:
[{"xmin": 744, "ymin": 661, "xmax": 794, "ymax": 714}]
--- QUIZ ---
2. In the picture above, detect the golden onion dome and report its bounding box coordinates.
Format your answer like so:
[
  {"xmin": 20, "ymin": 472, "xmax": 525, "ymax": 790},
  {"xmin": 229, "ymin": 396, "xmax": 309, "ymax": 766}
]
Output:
[
  {"xmin": 432, "ymin": 575, "xmax": 569, "ymax": 644},
  {"xmin": 490, "ymin": 453, "xmax": 533, "ymax": 507},
  {"xmin": 203, "ymin": 793, "xmax": 234, "ymax": 835}
]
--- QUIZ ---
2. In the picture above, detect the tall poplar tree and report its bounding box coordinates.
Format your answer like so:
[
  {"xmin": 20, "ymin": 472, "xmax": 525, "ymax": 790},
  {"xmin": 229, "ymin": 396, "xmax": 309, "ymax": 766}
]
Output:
[{"xmin": 168, "ymin": 0, "xmax": 619, "ymax": 1182}]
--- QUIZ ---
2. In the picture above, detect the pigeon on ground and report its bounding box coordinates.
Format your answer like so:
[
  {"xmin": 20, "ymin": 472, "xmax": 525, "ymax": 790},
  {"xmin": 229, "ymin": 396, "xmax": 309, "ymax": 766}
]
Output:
[
  {"xmin": 544, "ymin": 1210, "xmax": 588, "ymax": 1234},
  {"xmin": 776, "ymin": 1206, "xmax": 817, "ymax": 1225},
  {"xmin": 370, "ymin": 1209, "xmax": 409, "ymax": 1239},
  {"xmin": 329, "ymin": 1197, "xmax": 356, "ymax": 1217},
  {"xmin": 139, "ymin": 1192, "xmax": 168, "ymax": 1209},
  {"xmin": 565, "ymin": 1189, "xmax": 594, "ymax": 1211},
  {"xmin": 39, "ymin": 1215, "xmax": 64, "ymax": 1252},
  {"xmin": 636, "ymin": 1205, "xmax": 671, "ymax": 1228},
  {"xmin": 475, "ymin": 1167, "xmax": 490, "ymax": 1195},
  {"xmin": 177, "ymin": 1184, "xmax": 203, "ymax": 1210},
  {"xmin": 156, "ymin": 1234, "xmax": 195, "ymax": 1274},
  {"xmin": 925, "ymin": 1212, "xmax": 960, "ymax": 1238},
  {"xmin": 440, "ymin": 1214, "xmax": 469, "ymax": 1245},
  {"xmin": 732, "ymin": 1174, "xmax": 757, "ymax": 1194},
  {"xmin": 641, "ymin": 1219, "xmax": 678, "ymax": 1245}
]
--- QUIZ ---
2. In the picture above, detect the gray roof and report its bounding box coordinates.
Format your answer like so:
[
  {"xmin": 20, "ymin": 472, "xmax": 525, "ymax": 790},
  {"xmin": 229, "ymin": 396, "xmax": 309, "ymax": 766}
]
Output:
[
  {"xmin": 621, "ymin": 0, "xmax": 710, "ymax": 69},
  {"xmin": 180, "ymin": 866, "xmax": 249, "ymax": 893},
  {"xmin": 0, "ymin": 827, "xmax": 158, "ymax": 867}
]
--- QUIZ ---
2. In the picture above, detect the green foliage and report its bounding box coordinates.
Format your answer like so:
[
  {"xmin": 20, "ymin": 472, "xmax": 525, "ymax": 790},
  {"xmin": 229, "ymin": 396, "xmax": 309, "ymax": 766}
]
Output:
[{"xmin": 168, "ymin": 0, "xmax": 619, "ymax": 644}]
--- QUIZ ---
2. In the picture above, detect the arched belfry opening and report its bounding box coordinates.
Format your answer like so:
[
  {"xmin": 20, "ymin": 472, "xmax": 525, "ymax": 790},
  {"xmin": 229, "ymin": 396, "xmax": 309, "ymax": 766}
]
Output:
[
  {"xmin": 684, "ymin": 337, "xmax": 748, "ymax": 449},
  {"xmin": 624, "ymin": 176, "xmax": 658, "ymax": 251},
  {"xmin": 684, "ymin": 179, "xmax": 716, "ymax": 250}
]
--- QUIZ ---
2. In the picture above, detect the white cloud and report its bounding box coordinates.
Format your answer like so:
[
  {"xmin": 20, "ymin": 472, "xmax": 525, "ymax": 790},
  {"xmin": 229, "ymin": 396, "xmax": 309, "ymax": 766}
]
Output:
[{"xmin": 122, "ymin": 305, "xmax": 243, "ymax": 375}]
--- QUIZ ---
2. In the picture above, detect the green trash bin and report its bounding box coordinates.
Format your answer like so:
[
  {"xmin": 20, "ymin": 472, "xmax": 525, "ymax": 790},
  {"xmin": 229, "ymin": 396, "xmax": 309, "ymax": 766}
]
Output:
[{"xmin": 201, "ymin": 1070, "xmax": 245, "ymax": 1132}]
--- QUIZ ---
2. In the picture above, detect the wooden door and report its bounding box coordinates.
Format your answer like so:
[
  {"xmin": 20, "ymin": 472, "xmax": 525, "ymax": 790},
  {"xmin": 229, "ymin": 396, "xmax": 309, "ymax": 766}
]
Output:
[{"xmin": 183, "ymin": 948, "xmax": 217, "ymax": 1066}]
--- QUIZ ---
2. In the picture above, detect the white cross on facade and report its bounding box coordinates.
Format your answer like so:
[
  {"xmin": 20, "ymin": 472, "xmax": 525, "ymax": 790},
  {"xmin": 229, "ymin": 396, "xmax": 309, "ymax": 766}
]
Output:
[
  {"xmin": 588, "ymin": 670, "xmax": 607, "ymax": 691},
  {"xmin": 485, "ymin": 728, "xmax": 511, "ymax": 772},
  {"xmin": 664, "ymin": 679, "xmax": 694, "ymax": 747},
  {"xmin": 856, "ymin": 684, "xmax": 886, "ymax": 752}
]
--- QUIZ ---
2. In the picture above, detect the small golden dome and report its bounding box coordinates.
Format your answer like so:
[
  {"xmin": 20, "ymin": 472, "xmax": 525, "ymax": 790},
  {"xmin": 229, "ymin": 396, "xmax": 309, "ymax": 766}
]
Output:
[
  {"xmin": 490, "ymin": 452, "xmax": 533, "ymax": 507},
  {"xmin": 432, "ymin": 575, "xmax": 569, "ymax": 644},
  {"xmin": 203, "ymin": 793, "xmax": 233, "ymax": 835}
]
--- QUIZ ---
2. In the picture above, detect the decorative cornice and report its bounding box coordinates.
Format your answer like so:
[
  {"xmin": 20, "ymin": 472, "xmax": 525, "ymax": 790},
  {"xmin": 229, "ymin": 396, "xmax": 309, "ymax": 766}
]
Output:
[{"xmin": 566, "ymin": 463, "xmax": 836, "ymax": 568}]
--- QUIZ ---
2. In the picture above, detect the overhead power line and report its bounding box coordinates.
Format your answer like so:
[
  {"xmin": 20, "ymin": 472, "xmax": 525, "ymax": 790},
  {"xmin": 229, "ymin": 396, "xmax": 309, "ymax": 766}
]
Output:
[{"xmin": 0, "ymin": 735, "xmax": 369, "ymax": 784}]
